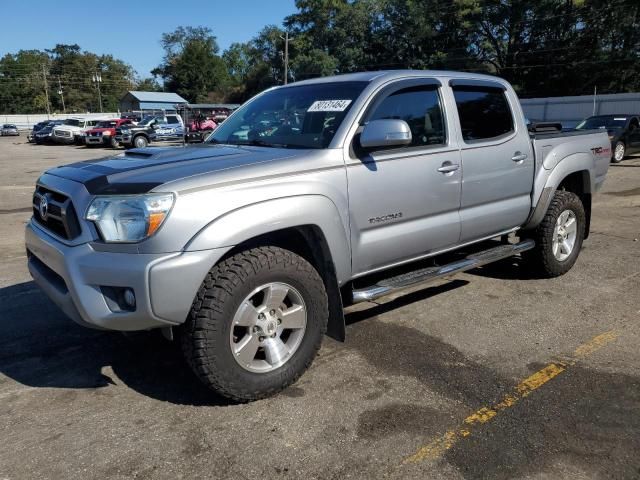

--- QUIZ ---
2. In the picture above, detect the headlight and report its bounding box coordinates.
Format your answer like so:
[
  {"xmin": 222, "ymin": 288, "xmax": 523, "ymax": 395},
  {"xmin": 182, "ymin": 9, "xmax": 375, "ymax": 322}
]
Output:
[
  {"xmin": 86, "ymin": 193, "xmax": 174, "ymax": 242},
  {"xmin": 119, "ymin": 128, "xmax": 130, "ymax": 134},
  {"xmin": 102, "ymin": 131, "xmax": 111, "ymax": 136}
]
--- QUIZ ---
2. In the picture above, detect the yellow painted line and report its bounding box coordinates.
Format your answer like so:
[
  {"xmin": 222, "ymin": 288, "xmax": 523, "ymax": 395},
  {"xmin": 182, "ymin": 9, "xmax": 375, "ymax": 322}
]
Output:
[{"xmin": 405, "ymin": 330, "xmax": 618, "ymax": 464}]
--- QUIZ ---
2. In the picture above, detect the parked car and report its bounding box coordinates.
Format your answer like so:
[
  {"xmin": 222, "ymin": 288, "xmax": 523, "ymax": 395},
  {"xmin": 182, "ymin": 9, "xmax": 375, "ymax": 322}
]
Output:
[
  {"xmin": 28, "ymin": 121, "xmax": 51, "ymax": 142},
  {"xmin": 84, "ymin": 119, "xmax": 134, "ymax": 148},
  {"xmin": 1, "ymin": 124, "xmax": 19, "ymax": 136},
  {"xmin": 33, "ymin": 120, "xmax": 64, "ymax": 144},
  {"xmin": 114, "ymin": 114, "xmax": 185, "ymax": 149},
  {"xmin": 576, "ymin": 114, "xmax": 640, "ymax": 162},
  {"xmin": 26, "ymin": 71, "xmax": 610, "ymax": 402},
  {"xmin": 52, "ymin": 117, "xmax": 104, "ymax": 145}
]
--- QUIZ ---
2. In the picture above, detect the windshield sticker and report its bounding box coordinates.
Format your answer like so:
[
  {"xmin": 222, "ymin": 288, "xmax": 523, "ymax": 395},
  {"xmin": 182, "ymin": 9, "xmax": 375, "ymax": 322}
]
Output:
[
  {"xmin": 614, "ymin": 117, "xmax": 627, "ymax": 121},
  {"xmin": 307, "ymin": 100, "xmax": 352, "ymax": 112}
]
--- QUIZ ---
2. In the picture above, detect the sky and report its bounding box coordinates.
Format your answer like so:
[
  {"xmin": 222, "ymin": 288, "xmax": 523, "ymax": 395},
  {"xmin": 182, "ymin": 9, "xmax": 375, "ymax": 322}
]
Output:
[{"xmin": 0, "ymin": 0, "xmax": 298, "ymax": 78}]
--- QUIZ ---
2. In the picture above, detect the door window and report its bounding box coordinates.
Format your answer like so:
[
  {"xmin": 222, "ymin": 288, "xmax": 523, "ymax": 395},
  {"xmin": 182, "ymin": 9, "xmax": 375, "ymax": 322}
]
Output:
[
  {"xmin": 368, "ymin": 86, "xmax": 446, "ymax": 147},
  {"xmin": 452, "ymin": 87, "xmax": 514, "ymax": 142},
  {"xmin": 166, "ymin": 115, "xmax": 181, "ymax": 124}
]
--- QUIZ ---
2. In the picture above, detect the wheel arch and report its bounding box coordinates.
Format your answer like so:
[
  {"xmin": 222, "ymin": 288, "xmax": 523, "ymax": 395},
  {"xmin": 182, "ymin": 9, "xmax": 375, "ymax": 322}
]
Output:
[
  {"xmin": 185, "ymin": 195, "xmax": 352, "ymax": 341},
  {"xmin": 526, "ymin": 154, "xmax": 594, "ymax": 237}
]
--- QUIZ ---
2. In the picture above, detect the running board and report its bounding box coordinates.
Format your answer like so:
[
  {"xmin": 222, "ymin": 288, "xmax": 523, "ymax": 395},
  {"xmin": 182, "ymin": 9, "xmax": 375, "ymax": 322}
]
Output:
[{"xmin": 351, "ymin": 239, "xmax": 535, "ymax": 303}]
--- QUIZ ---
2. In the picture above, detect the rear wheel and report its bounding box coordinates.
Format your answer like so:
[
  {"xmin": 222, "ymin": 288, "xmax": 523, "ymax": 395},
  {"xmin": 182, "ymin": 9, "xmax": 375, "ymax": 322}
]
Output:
[
  {"xmin": 612, "ymin": 141, "xmax": 625, "ymax": 163},
  {"xmin": 523, "ymin": 190, "xmax": 585, "ymax": 277},
  {"xmin": 181, "ymin": 246, "xmax": 328, "ymax": 402}
]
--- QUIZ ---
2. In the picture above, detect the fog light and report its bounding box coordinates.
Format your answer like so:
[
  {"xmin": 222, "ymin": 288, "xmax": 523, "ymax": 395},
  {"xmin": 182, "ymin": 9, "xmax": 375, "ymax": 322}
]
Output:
[{"xmin": 123, "ymin": 288, "xmax": 136, "ymax": 308}]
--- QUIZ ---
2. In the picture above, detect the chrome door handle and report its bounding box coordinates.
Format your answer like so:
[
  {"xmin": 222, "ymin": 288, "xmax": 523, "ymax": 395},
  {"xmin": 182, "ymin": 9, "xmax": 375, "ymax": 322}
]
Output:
[
  {"xmin": 437, "ymin": 163, "xmax": 460, "ymax": 173},
  {"xmin": 512, "ymin": 152, "xmax": 528, "ymax": 162}
]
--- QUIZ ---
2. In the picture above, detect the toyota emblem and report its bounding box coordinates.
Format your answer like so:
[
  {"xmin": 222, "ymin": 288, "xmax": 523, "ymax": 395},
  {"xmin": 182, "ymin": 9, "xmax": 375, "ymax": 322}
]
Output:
[{"xmin": 39, "ymin": 194, "xmax": 49, "ymax": 220}]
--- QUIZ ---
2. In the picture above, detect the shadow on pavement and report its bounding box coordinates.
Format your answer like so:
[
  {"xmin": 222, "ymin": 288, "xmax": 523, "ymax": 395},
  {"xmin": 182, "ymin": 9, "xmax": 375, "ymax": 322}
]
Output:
[
  {"xmin": 346, "ymin": 314, "xmax": 640, "ymax": 479},
  {"xmin": 0, "ymin": 281, "xmax": 229, "ymax": 406}
]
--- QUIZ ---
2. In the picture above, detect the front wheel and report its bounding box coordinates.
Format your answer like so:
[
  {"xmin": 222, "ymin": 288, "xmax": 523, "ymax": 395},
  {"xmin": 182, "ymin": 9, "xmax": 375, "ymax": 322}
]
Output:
[
  {"xmin": 181, "ymin": 246, "xmax": 328, "ymax": 402},
  {"xmin": 612, "ymin": 141, "xmax": 625, "ymax": 163},
  {"xmin": 133, "ymin": 135, "xmax": 148, "ymax": 149},
  {"xmin": 109, "ymin": 137, "xmax": 119, "ymax": 148},
  {"xmin": 523, "ymin": 190, "xmax": 585, "ymax": 277}
]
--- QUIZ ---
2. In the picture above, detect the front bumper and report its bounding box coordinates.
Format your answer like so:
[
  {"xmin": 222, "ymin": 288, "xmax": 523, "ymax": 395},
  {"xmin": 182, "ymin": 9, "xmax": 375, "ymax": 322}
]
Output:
[
  {"xmin": 52, "ymin": 134, "xmax": 75, "ymax": 144},
  {"xmin": 25, "ymin": 221, "xmax": 227, "ymax": 331},
  {"xmin": 85, "ymin": 135, "xmax": 108, "ymax": 145},
  {"xmin": 115, "ymin": 134, "xmax": 132, "ymax": 145}
]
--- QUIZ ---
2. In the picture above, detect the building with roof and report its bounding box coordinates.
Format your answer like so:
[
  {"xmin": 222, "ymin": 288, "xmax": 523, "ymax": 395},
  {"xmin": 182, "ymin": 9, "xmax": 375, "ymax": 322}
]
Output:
[{"xmin": 119, "ymin": 91, "xmax": 188, "ymax": 113}]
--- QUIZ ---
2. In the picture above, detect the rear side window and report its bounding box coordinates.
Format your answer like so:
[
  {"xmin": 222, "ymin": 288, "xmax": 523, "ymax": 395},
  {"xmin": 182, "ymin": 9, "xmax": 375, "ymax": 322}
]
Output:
[
  {"xmin": 369, "ymin": 86, "xmax": 446, "ymax": 147},
  {"xmin": 452, "ymin": 87, "xmax": 513, "ymax": 141}
]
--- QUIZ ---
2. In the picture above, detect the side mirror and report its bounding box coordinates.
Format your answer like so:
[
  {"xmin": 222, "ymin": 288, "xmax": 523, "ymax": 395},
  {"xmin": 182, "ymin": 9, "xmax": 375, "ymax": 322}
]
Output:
[{"xmin": 360, "ymin": 119, "xmax": 412, "ymax": 149}]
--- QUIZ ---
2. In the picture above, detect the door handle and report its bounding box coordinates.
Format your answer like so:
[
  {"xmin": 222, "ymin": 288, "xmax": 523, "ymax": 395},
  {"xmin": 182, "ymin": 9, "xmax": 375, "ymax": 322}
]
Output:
[
  {"xmin": 437, "ymin": 163, "xmax": 460, "ymax": 173},
  {"xmin": 512, "ymin": 152, "xmax": 528, "ymax": 162}
]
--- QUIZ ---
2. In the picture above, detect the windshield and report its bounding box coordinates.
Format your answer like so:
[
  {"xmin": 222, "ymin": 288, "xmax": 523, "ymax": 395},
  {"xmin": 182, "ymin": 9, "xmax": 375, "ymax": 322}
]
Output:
[
  {"xmin": 209, "ymin": 81, "xmax": 367, "ymax": 149},
  {"xmin": 576, "ymin": 116, "xmax": 627, "ymax": 130},
  {"xmin": 138, "ymin": 116, "xmax": 160, "ymax": 126},
  {"xmin": 64, "ymin": 119, "xmax": 81, "ymax": 127},
  {"xmin": 3, "ymin": 124, "xmax": 16, "ymax": 128},
  {"xmin": 96, "ymin": 121, "xmax": 118, "ymax": 128}
]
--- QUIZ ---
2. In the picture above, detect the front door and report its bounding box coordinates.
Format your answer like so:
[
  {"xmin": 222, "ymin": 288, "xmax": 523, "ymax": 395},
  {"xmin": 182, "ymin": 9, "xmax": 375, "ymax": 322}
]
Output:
[{"xmin": 346, "ymin": 81, "xmax": 462, "ymax": 276}]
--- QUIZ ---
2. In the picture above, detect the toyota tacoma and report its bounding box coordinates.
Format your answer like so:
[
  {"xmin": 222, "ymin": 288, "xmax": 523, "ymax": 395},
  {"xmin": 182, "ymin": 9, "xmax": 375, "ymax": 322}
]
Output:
[{"xmin": 26, "ymin": 71, "xmax": 610, "ymax": 401}]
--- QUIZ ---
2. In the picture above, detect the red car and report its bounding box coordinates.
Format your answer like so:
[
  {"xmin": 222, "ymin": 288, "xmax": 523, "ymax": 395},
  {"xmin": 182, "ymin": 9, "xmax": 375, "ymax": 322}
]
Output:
[{"xmin": 84, "ymin": 119, "xmax": 133, "ymax": 148}]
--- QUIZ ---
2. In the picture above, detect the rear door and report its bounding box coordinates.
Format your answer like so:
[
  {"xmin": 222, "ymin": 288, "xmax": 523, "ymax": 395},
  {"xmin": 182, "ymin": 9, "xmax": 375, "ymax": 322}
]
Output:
[
  {"xmin": 346, "ymin": 79, "xmax": 462, "ymax": 275},
  {"xmin": 449, "ymin": 80, "xmax": 534, "ymax": 242}
]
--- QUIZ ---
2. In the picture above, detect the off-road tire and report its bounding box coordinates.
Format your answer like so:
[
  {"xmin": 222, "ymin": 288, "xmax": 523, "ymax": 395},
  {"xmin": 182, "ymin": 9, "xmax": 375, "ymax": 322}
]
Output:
[
  {"xmin": 523, "ymin": 190, "xmax": 585, "ymax": 277},
  {"xmin": 180, "ymin": 246, "xmax": 328, "ymax": 402}
]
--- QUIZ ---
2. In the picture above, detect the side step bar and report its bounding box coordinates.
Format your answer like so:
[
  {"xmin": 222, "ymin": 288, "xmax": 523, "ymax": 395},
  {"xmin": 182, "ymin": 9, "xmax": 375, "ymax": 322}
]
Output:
[{"xmin": 351, "ymin": 239, "xmax": 535, "ymax": 303}]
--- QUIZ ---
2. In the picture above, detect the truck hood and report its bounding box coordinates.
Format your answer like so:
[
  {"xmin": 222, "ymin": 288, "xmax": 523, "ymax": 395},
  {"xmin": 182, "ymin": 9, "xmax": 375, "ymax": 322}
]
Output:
[{"xmin": 45, "ymin": 144, "xmax": 300, "ymax": 194}]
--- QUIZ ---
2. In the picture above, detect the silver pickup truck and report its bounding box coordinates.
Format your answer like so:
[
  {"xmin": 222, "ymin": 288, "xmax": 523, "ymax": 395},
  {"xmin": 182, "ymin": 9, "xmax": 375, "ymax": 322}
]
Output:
[{"xmin": 25, "ymin": 71, "xmax": 610, "ymax": 401}]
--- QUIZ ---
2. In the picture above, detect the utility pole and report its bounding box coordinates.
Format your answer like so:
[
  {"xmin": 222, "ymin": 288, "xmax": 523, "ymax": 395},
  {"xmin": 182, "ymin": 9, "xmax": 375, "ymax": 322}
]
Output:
[
  {"xmin": 57, "ymin": 76, "xmax": 66, "ymax": 114},
  {"xmin": 92, "ymin": 70, "xmax": 103, "ymax": 113},
  {"xmin": 279, "ymin": 32, "xmax": 294, "ymax": 85},
  {"xmin": 41, "ymin": 64, "xmax": 51, "ymax": 118}
]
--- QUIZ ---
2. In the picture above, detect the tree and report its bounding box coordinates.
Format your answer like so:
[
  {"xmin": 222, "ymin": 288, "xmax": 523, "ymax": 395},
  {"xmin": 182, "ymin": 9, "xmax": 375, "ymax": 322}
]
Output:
[{"xmin": 152, "ymin": 26, "xmax": 230, "ymax": 102}]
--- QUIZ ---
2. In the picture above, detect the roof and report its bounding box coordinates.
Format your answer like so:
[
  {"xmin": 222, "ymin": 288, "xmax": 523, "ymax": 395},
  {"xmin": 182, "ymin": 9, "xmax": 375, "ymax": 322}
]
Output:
[
  {"xmin": 124, "ymin": 91, "xmax": 188, "ymax": 103},
  {"xmin": 289, "ymin": 70, "xmax": 507, "ymax": 87},
  {"xmin": 186, "ymin": 103, "xmax": 241, "ymax": 109}
]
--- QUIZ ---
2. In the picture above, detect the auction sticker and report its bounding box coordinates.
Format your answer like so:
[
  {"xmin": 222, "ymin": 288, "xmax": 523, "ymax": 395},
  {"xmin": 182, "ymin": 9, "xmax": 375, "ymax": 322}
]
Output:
[{"xmin": 307, "ymin": 100, "xmax": 352, "ymax": 112}]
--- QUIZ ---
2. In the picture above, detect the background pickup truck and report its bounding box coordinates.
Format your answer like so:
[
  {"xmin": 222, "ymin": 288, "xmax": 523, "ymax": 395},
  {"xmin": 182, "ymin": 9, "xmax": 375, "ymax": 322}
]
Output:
[
  {"xmin": 26, "ymin": 70, "xmax": 610, "ymax": 402},
  {"xmin": 84, "ymin": 118, "xmax": 134, "ymax": 148},
  {"xmin": 52, "ymin": 117, "xmax": 103, "ymax": 145},
  {"xmin": 114, "ymin": 114, "xmax": 185, "ymax": 149}
]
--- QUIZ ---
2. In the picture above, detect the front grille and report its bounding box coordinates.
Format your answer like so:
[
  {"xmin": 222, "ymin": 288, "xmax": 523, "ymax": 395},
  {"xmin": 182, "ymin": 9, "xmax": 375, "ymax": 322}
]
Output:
[
  {"xmin": 54, "ymin": 130, "xmax": 71, "ymax": 137},
  {"xmin": 32, "ymin": 186, "xmax": 81, "ymax": 240}
]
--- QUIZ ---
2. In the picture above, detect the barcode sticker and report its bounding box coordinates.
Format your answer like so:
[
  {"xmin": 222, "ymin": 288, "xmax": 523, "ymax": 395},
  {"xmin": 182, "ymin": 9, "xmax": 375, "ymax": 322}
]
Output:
[{"xmin": 307, "ymin": 100, "xmax": 352, "ymax": 112}]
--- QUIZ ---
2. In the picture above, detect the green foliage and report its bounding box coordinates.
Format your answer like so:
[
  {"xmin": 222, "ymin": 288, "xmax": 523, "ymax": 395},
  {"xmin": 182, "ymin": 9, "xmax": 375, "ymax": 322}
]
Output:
[{"xmin": 152, "ymin": 26, "xmax": 230, "ymax": 103}]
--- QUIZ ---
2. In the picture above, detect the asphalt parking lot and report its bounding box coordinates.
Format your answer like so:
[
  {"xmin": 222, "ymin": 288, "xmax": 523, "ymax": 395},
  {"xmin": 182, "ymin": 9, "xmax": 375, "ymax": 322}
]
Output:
[{"xmin": 1, "ymin": 135, "xmax": 639, "ymax": 480}]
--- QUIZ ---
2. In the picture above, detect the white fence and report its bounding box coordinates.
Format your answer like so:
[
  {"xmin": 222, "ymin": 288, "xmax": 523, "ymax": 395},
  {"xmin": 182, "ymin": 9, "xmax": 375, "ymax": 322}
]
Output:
[{"xmin": 0, "ymin": 113, "xmax": 119, "ymax": 130}]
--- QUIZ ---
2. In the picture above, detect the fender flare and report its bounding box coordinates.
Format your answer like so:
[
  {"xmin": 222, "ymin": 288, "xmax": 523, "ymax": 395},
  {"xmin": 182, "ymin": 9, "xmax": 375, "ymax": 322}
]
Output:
[
  {"xmin": 525, "ymin": 153, "xmax": 593, "ymax": 230},
  {"xmin": 185, "ymin": 194, "xmax": 352, "ymax": 285}
]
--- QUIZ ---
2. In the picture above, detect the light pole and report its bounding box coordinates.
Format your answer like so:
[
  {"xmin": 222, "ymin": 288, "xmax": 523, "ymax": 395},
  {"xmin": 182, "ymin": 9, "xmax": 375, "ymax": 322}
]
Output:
[
  {"xmin": 57, "ymin": 76, "xmax": 66, "ymax": 114},
  {"xmin": 92, "ymin": 70, "xmax": 103, "ymax": 113},
  {"xmin": 279, "ymin": 32, "xmax": 294, "ymax": 85}
]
